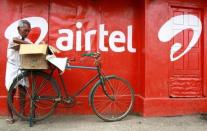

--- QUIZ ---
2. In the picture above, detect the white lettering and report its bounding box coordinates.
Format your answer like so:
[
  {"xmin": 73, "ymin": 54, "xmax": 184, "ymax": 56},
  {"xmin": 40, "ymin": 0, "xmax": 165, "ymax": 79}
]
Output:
[
  {"xmin": 76, "ymin": 22, "xmax": 82, "ymax": 51},
  {"xmin": 109, "ymin": 31, "xmax": 125, "ymax": 52},
  {"xmin": 99, "ymin": 24, "xmax": 108, "ymax": 51},
  {"xmin": 5, "ymin": 18, "xmax": 137, "ymax": 53},
  {"xmin": 127, "ymin": 25, "xmax": 136, "ymax": 53},
  {"xmin": 56, "ymin": 29, "xmax": 73, "ymax": 51},
  {"xmin": 85, "ymin": 30, "xmax": 97, "ymax": 51}
]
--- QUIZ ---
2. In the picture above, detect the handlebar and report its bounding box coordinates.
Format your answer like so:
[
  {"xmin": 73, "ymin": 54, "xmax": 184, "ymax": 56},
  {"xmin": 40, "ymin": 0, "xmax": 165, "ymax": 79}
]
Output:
[
  {"xmin": 66, "ymin": 52, "xmax": 101, "ymax": 67},
  {"xmin": 66, "ymin": 52, "xmax": 101, "ymax": 64},
  {"xmin": 82, "ymin": 52, "xmax": 101, "ymax": 58}
]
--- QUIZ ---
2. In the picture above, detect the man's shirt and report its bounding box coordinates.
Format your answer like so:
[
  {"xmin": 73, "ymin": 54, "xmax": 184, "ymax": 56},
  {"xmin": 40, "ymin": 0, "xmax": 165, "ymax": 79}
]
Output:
[{"xmin": 7, "ymin": 35, "xmax": 32, "ymax": 66}]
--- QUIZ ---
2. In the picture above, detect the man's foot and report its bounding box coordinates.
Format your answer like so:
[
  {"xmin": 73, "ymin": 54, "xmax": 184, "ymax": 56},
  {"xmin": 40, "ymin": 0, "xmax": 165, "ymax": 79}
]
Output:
[{"xmin": 6, "ymin": 118, "xmax": 15, "ymax": 124}]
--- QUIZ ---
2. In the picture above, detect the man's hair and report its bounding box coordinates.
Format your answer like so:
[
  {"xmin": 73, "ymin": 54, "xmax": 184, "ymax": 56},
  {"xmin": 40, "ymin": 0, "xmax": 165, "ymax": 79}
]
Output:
[{"xmin": 18, "ymin": 20, "xmax": 31, "ymax": 28}]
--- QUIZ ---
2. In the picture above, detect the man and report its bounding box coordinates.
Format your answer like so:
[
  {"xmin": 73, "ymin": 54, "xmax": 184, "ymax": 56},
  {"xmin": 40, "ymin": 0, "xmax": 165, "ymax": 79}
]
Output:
[{"xmin": 5, "ymin": 20, "xmax": 32, "ymax": 124}]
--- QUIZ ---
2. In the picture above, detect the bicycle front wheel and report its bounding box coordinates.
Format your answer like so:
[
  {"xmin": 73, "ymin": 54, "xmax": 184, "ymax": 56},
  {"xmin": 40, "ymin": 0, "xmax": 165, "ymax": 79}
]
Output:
[
  {"xmin": 91, "ymin": 75, "xmax": 134, "ymax": 122},
  {"xmin": 7, "ymin": 71, "xmax": 61, "ymax": 121}
]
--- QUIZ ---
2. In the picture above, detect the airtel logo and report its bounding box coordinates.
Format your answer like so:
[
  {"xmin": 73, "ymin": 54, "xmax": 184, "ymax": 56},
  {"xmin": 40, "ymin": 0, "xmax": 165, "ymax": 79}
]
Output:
[
  {"xmin": 4, "ymin": 17, "xmax": 48, "ymax": 45},
  {"xmin": 158, "ymin": 14, "xmax": 202, "ymax": 61},
  {"xmin": 4, "ymin": 17, "xmax": 136, "ymax": 53},
  {"xmin": 5, "ymin": 15, "xmax": 201, "ymax": 59}
]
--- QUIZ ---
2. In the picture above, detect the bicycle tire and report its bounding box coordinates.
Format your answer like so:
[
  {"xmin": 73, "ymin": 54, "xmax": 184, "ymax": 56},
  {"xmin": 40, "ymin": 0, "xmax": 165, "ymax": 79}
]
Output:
[
  {"xmin": 91, "ymin": 75, "xmax": 134, "ymax": 122},
  {"xmin": 7, "ymin": 71, "xmax": 61, "ymax": 121}
]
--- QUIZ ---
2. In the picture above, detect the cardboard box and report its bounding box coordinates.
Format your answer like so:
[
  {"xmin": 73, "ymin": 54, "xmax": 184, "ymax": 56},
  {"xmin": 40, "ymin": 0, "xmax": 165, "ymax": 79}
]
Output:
[{"xmin": 19, "ymin": 44, "xmax": 48, "ymax": 69}]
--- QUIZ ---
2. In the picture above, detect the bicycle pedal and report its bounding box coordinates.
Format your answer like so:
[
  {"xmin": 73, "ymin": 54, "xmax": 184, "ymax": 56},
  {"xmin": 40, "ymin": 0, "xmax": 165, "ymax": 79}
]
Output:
[{"xmin": 55, "ymin": 98, "xmax": 61, "ymax": 102}]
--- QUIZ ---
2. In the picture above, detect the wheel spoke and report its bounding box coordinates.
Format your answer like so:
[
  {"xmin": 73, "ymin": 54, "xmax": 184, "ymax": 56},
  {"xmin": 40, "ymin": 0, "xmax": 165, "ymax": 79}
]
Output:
[
  {"xmin": 8, "ymin": 71, "xmax": 60, "ymax": 121},
  {"xmin": 91, "ymin": 76, "xmax": 134, "ymax": 122}
]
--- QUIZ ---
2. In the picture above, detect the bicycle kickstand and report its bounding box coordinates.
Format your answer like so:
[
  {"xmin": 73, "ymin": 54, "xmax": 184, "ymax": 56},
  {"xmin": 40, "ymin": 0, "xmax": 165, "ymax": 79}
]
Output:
[
  {"xmin": 29, "ymin": 101, "xmax": 35, "ymax": 127},
  {"xmin": 29, "ymin": 71, "xmax": 35, "ymax": 127}
]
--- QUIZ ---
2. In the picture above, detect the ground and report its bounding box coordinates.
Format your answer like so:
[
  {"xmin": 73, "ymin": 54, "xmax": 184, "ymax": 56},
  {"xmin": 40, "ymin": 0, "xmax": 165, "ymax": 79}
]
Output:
[{"xmin": 0, "ymin": 114, "xmax": 207, "ymax": 131}]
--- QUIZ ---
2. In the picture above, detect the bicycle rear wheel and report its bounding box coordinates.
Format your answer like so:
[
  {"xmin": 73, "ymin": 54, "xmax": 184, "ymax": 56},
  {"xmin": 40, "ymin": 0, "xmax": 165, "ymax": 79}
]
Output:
[
  {"xmin": 91, "ymin": 75, "xmax": 134, "ymax": 122},
  {"xmin": 7, "ymin": 71, "xmax": 61, "ymax": 121}
]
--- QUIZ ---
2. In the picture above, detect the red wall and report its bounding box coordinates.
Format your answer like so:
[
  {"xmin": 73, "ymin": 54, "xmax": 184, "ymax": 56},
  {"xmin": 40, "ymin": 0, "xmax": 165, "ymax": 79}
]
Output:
[
  {"xmin": 1, "ymin": 0, "xmax": 207, "ymax": 117},
  {"xmin": 0, "ymin": 0, "xmax": 142, "ymax": 115},
  {"xmin": 142, "ymin": 0, "xmax": 207, "ymax": 116}
]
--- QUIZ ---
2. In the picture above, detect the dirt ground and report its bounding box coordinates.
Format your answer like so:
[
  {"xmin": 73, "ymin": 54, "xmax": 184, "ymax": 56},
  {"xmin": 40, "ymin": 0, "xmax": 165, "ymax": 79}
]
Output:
[{"xmin": 0, "ymin": 114, "xmax": 207, "ymax": 131}]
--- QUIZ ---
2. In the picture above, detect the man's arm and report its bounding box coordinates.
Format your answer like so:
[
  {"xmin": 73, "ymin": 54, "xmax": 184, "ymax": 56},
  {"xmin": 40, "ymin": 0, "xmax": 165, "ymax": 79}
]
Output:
[{"xmin": 13, "ymin": 37, "xmax": 31, "ymax": 44}]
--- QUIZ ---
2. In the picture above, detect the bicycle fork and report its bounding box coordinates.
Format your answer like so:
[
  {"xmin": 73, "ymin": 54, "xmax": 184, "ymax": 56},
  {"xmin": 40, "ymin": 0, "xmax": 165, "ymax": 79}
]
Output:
[{"xmin": 98, "ymin": 72, "xmax": 115, "ymax": 101}]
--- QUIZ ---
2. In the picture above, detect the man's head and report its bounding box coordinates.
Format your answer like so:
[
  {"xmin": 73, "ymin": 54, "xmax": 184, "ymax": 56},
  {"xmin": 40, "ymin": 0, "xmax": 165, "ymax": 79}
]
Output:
[{"xmin": 17, "ymin": 20, "xmax": 31, "ymax": 39}]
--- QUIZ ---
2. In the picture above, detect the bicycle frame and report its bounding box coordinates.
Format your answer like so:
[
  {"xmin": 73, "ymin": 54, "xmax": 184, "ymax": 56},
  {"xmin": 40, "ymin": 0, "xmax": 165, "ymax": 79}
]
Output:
[
  {"xmin": 51, "ymin": 62, "xmax": 107, "ymax": 102},
  {"xmin": 62, "ymin": 65, "xmax": 100, "ymax": 98},
  {"xmin": 50, "ymin": 60, "xmax": 115, "ymax": 105}
]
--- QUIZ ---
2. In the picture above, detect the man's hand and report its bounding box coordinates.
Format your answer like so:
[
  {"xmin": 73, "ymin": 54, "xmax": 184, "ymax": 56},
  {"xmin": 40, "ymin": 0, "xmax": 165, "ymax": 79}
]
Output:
[{"xmin": 13, "ymin": 37, "xmax": 32, "ymax": 45}]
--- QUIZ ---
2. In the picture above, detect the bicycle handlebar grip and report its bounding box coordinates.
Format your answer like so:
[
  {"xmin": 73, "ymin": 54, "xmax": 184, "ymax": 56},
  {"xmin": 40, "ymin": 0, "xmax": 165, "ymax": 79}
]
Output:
[
  {"xmin": 82, "ymin": 52, "xmax": 101, "ymax": 58},
  {"xmin": 82, "ymin": 52, "xmax": 95, "ymax": 57}
]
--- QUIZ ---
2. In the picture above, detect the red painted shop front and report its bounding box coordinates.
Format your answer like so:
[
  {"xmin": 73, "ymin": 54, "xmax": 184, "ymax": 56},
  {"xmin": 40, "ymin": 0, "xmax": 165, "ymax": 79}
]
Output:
[{"xmin": 0, "ymin": 0, "xmax": 207, "ymax": 117}]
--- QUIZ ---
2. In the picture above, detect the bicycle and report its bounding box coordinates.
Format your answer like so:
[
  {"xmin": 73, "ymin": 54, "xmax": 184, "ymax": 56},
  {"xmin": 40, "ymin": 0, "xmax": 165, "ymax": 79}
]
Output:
[{"xmin": 7, "ymin": 52, "xmax": 135, "ymax": 126}]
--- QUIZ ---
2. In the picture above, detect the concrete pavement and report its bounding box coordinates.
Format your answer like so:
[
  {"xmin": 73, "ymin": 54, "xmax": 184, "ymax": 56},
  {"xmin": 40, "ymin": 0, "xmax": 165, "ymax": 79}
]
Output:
[{"xmin": 0, "ymin": 114, "xmax": 207, "ymax": 131}]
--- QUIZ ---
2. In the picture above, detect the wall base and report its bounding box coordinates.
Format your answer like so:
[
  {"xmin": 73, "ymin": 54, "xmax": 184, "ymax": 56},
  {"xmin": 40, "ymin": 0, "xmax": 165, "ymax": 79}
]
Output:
[{"xmin": 137, "ymin": 95, "xmax": 207, "ymax": 117}]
